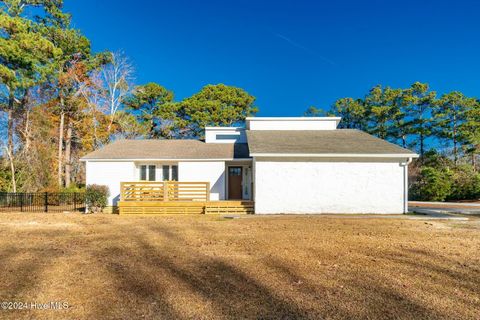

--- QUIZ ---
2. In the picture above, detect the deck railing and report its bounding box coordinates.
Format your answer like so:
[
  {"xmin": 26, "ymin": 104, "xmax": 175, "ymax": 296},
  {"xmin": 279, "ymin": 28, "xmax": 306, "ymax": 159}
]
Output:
[{"xmin": 120, "ymin": 181, "xmax": 210, "ymax": 202}]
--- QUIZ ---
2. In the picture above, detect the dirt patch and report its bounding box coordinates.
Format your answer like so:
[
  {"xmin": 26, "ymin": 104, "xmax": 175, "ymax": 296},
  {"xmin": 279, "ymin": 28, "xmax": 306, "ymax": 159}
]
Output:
[{"xmin": 0, "ymin": 213, "xmax": 479, "ymax": 319}]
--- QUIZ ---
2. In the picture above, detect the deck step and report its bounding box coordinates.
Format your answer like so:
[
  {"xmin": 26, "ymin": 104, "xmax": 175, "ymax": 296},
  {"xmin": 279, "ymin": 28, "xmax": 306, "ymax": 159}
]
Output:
[
  {"xmin": 205, "ymin": 202, "xmax": 254, "ymax": 214},
  {"xmin": 118, "ymin": 201, "xmax": 254, "ymax": 215}
]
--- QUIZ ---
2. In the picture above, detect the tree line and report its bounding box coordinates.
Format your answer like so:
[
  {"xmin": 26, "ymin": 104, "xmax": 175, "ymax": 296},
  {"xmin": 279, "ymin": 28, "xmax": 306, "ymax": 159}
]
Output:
[
  {"xmin": 307, "ymin": 82, "xmax": 480, "ymax": 163},
  {"xmin": 0, "ymin": 1, "xmax": 257, "ymax": 192},
  {"xmin": 306, "ymin": 82, "xmax": 480, "ymax": 201}
]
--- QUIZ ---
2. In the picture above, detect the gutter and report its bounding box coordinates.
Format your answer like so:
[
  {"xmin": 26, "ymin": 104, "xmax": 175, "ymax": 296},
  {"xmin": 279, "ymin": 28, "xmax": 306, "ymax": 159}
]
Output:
[
  {"xmin": 79, "ymin": 158, "xmax": 254, "ymax": 162},
  {"xmin": 249, "ymin": 153, "xmax": 419, "ymax": 158}
]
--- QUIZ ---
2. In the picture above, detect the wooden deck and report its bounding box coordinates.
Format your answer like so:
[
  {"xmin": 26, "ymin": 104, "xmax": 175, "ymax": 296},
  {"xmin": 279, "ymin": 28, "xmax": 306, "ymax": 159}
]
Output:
[
  {"xmin": 120, "ymin": 181, "xmax": 210, "ymax": 202},
  {"xmin": 118, "ymin": 182, "xmax": 254, "ymax": 214},
  {"xmin": 118, "ymin": 200, "xmax": 254, "ymax": 215}
]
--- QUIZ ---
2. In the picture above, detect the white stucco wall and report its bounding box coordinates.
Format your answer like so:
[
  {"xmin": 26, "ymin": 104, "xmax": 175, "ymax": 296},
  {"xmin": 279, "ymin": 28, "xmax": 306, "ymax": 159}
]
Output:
[
  {"xmin": 254, "ymin": 159, "xmax": 406, "ymax": 214},
  {"xmin": 178, "ymin": 161, "xmax": 226, "ymax": 200},
  {"xmin": 246, "ymin": 117, "xmax": 340, "ymax": 130},
  {"xmin": 85, "ymin": 161, "xmax": 135, "ymax": 206}
]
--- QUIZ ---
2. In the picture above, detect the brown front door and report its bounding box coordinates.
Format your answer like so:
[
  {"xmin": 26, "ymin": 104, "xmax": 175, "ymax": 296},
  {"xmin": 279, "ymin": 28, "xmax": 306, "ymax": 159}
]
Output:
[{"xmin": 228, "ymin": 167, "xmax": 243, "ymax": 200}]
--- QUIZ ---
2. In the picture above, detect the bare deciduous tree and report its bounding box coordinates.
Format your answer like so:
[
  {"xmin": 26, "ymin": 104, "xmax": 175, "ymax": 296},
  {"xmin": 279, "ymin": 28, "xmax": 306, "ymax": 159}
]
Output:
[
  {"xmin": 78, "ymin": 51, "xmax": 134, "ymax": 146},
  {"xmin": 97, "ymin": 52, "xmax": 133, "ymax": 133}
]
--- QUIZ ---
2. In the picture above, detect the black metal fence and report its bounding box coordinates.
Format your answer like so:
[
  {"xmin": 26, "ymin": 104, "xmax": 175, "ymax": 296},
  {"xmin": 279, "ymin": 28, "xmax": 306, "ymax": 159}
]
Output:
[{"xmin": 0, "ymin": 192, "xmax": 86, "ymax": 213}]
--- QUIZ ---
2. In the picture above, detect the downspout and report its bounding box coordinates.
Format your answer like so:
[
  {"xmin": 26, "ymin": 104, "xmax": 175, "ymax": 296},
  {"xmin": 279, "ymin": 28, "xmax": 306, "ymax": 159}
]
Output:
[{"xmin": 401, "ymin": 158, "xmax": 413, "ymax": 214}]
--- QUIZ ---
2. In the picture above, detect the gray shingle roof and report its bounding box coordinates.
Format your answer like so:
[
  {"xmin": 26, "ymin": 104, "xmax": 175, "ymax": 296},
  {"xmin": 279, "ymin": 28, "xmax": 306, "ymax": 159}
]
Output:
[
  {"xmin": 81, "ymin": 140, "xmax": 250, "ymax": 160},
  {"xmin": 246, "ymin": 129, "xmax": 417, "ymax": 156},
  {"xmin": 82, "ymin": 130, "xmax": 417, "ymax": 161}
]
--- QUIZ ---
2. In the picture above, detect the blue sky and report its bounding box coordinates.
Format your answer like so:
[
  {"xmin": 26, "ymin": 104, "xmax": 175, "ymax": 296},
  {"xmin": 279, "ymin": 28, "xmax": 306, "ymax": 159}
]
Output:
[{"xmin": 64, "ymin": 0, "xmax": 480, "ymax": 116}]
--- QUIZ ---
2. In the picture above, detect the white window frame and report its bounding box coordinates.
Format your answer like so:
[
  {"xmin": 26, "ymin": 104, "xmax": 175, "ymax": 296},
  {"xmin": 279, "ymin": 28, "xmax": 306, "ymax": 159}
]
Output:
[
  {"xmin": 139, "ymin": 164, "xmax": 156, "ymax": 181},
  {"xmin": 161, "ymin": 164, "xmax": 178, "ymax": 181},
  {"xmin": 137, "ymin": 162, "xmax": 178, "ymax": 182}
]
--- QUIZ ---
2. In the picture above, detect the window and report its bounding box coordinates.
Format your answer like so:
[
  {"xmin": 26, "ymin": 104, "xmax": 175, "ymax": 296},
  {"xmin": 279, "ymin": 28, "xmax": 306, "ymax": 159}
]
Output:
[
  {"xmin": 216, "ymin": 134, "xmax": 240, "ymax": 140},
  {"xmin": 148, "ymin": 165, "xmax": 156, "ymax": 181},
  {"xmin": 171, "ymin": 165, "xmax": 178, "ymax": 181},
  {"xmin": 140, "ymin": 164, "xmax": 177, "ymax": 181},
  {"xmin": 140, "ymin": 165, "xmax": 147, "ymax": 181},
  {"xmin": 162, "ymin": 165, "xmax": 170, "ymax": 181},
  {"xmin": 229, "ymin": 167, "xmax": 242, "ymax": 176},
  {"xmin": 140, "ymin": 165, "xmax": 156, "ymax": 181},
  {"xmin": 159, "ymin": 165, "xmax": 178, "ymax": 181}
]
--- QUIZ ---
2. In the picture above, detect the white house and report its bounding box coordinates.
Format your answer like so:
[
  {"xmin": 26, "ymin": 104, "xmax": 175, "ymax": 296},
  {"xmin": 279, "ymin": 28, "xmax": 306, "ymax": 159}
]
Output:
[{"xmin": 81, "ymin": 117, "xmax": 418, "ymax": 214}]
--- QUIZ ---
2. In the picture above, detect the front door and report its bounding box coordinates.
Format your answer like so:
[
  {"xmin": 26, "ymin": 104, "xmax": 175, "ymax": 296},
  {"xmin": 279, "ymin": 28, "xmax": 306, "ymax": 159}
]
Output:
[{"xmin": 228, "ymin": 167, "xmax": 243, "ymax": 200}]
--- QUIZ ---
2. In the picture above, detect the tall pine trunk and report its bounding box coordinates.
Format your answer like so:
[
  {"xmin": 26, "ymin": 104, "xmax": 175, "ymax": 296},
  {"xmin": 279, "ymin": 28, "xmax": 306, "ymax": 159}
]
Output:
[
  {"xmin": 65, "ymin": 119, "xmax": 73, "ymax": 187},
  {"xmin": 453, "ymin": 123, "xmax": 458, "ymax": 165},
  {"xmin": 58, "ymin": 103, "xmax": 65, "ymax": 188},
  {"xmin": 23, "ymin": 109, "xmax": 31, "ymax": 152},
  {"xmin": 7, "ymin": 92, "xmax": 16, "ymax": 192},
  {"xmin": 420, "ymin": 133, "xmax": 424, "ymax": 158},
  {"xmin": 150, "ymin": 118, "xmax": 155, "ymax": 138}
]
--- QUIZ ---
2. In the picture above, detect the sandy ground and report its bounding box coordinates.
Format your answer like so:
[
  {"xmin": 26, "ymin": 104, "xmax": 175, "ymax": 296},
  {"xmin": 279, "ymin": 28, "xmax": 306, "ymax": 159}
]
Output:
[{"xmin": 0, "ymin": 213, "xmax": 479, "ymax": 320}]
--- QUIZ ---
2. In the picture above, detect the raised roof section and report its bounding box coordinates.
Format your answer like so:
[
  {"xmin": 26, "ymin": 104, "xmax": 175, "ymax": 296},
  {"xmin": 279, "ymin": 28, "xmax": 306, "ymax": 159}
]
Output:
[
  {"xmin": 246, "ymin": 117, "xmax": 341, "ymax": 131},
  {"xmin": 204, "ymin": 127, "xmax": 247, "ymax": 144}
]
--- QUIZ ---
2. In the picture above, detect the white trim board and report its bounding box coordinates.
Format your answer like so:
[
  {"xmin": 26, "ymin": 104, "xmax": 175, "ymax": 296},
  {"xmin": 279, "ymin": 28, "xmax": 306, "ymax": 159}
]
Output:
[
  {"xmin": 81, "ymin": 158, "xmax": 253, "ymax": 162},
  {"xmin": 250, "ymin": 153, "xmax": 418, "ymax": 158},
  {"xmin": 245, "ymin": 117, "xmax": 342, "ymax": 121}
]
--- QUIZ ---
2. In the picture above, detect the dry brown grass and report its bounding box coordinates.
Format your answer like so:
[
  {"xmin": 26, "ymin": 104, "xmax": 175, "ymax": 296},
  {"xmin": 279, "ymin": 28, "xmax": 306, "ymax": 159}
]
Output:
[{"xmin": 0, "ymin": 213, "xmax": 479, "ymax": 319}]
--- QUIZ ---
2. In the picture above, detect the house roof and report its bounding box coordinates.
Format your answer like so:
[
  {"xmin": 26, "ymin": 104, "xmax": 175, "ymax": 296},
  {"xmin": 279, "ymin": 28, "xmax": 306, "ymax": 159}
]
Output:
[
  {"xmin": 82, "ymin": 130, "xmax": 418, "ymax": 161},
  {"xmin": 246, "ymin": 129, "xmax": 418, "ymax": 157},
  {"xmin": 81, "ymin": 139, "xmax": 250, "ymax": 160}
]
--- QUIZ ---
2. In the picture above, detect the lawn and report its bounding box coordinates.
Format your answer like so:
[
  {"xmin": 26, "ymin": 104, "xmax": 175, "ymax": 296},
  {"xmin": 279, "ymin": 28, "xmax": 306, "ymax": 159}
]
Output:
[{"xmin": 0, "ymin": 213, "xmax": 479, "ymax": 319}]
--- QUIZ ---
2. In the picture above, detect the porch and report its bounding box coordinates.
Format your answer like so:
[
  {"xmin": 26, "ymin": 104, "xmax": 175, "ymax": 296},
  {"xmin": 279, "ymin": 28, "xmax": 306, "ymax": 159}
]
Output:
[{"xmin": 117, "ymin": 181, "xmax": 254, "ymax": 214}]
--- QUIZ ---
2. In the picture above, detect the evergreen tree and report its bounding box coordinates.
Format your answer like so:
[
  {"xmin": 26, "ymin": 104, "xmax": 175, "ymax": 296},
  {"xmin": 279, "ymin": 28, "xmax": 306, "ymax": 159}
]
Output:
[
  {"xmin": 123, "ymin": 82, "xmax": 174, "ymax": 138},
  {"xmin": 0, "ymin": 1, "xmax": 64, "ymax": 191},
  {"xmin": 433, "ymin": 92, "xmax": 476, "ymax": 164},
  {"xmin": 159, "ymin": 84, "xmax": 257, "ymax": 139},
  {"xmin": 330, "ymin": 98, "xmax": 367, "ymax": 130},
  {"xmin": 403, "ymin": 82, "xmax": 436, "ymax": 157}
]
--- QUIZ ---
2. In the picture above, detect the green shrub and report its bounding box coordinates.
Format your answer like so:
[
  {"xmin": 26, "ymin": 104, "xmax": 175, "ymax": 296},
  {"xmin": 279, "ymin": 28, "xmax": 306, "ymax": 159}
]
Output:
[
  {"xmin": 85, "ymin": 184, "xmax": 110, "ymax": 213},
  {"xmin": 61, "ymin": 184, "xmax": 85, "ymax": 193},
  {"xmin": 0, "ymin": 167, "xmax": 12, "ymax": 192},
  {"xmin": 447, "ymin": 165, "xmax": 480, "ymax": 200},
  {"xmin": 410, "ymin": 166, "xmax": 452, "ymax": 201}
]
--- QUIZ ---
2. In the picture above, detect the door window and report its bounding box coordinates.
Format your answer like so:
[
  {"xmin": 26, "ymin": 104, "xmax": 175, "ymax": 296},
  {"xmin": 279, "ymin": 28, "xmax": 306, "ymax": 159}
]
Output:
[{"xmin": 229, "ymin": 167, "xmax": 242, "ymax": 176}]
